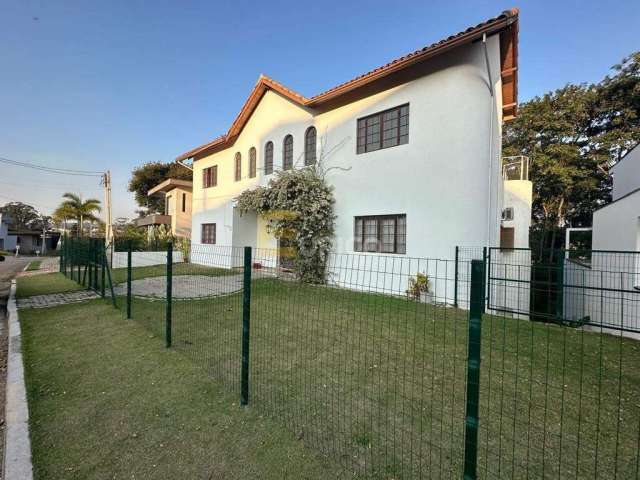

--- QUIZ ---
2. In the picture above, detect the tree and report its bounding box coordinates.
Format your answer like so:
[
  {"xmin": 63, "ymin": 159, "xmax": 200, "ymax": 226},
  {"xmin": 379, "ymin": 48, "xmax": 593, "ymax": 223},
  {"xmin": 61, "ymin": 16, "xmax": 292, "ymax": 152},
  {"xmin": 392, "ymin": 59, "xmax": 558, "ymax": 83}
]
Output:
[
  {"xmin": 128, "ymin": 161, "xmax": 192, "ymax": 214},
  {"xmin": 52, "ymin": 203, "xmax": 76, "ymax": 233},
  {"xmin": 0, "ymin": 202, "xmax": 39, "ymax": 230},
  {"xmin": 504, "ymin": 51, "xmax": 639, "ymax": 255},
  {"xmin": 58, "ymin": 193, "xmax": 101, "ymax": 237}
]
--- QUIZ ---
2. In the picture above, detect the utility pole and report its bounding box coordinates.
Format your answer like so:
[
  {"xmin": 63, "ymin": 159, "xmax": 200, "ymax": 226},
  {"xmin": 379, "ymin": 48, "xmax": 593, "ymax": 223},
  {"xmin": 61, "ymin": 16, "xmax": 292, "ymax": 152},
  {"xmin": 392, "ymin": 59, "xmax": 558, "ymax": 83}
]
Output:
[{"xmin": 102, "ymin": 171, "xmax": 113, "ymax": 247}]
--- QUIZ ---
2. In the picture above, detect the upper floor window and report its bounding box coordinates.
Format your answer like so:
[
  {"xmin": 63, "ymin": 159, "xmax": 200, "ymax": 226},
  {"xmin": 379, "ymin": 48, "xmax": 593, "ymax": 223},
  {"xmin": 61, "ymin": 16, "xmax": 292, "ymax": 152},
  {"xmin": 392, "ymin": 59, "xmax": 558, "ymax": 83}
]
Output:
[
  {"xmin": 304, "ymin": 127, "xmax": 317, "ymax": 166},
  {"xmin": 234, "ymin": 152, "xmax": 242, "ymax": 181},
  {"xmin": 264, "ymin": 141, "xmax": 274, "ymax": 175},
  {"xmin": 203, "ymin": 165, "xmax": 217, "ymax": 188},
  {"xmin": 357, "ymin": 104, "xmax": 409, "ymax": 154},
  {"xmin": 182, "ymin": 193, "xmax": 186, "ymax": 212},
  {"xmin": 354, "ymin": 214, "xmax": 406, "ymax": 254},
  {"xmin": 283, "ymin": 134, "xmax": 293, "ymax": 170},
  {"xmin": 165, "ymin": 195, "xmax": 172, "ymax": 215},
  {"xmin": 249, "ymin": 147, "xmax": 257, "ymax": 178}
]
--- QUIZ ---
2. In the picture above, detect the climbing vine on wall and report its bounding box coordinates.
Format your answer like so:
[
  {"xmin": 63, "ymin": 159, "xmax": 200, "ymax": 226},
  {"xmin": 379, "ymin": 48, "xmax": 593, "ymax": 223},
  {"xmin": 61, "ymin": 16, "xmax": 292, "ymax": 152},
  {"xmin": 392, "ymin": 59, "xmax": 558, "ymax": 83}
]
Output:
[{"xmin": 236, "ymin": 167, "xmax": 335, "ymax": 283}]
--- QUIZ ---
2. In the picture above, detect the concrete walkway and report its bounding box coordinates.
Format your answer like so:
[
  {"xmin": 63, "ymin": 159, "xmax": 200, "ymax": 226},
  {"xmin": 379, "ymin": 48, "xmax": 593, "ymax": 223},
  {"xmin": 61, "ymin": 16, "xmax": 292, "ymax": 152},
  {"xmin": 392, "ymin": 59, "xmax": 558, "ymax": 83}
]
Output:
[
  {"xmin": 112, "ymin": 274, "xmax": 244, "ymax": 299},
  {"xmin": 16, "ymin": 290, "xmax": 99, "ymax": 309}
]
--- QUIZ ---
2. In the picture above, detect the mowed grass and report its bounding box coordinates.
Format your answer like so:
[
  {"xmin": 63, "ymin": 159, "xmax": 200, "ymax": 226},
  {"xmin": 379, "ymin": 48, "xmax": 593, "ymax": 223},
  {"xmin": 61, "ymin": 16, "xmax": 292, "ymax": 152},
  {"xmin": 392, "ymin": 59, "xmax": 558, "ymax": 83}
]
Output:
[
  {"xmin": 26, "ymin": 260, "xmax": 42, "ymax": 271},
  {"xmin": 126, "ymin": 278, "xmax": 640, "ymax": 479},
  {"xmin": 19, "ymin": 298, "xmax": 341, "ymax": 479},
  {"xmin": 16, "ymin": 272, "xmax": 84, "ymax": 298}
]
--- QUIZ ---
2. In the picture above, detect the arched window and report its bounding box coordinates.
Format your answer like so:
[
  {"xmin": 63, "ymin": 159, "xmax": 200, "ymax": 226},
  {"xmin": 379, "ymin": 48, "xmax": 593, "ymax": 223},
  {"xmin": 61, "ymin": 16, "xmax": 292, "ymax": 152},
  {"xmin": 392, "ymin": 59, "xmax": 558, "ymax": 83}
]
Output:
[
  {"xmin": 304, "ymin": 127, "xmax": 317, "ymax": 166},
  {"xmin": 249, "ymin": 147, "xmax": 257, "ymax": 178},
  {"xmin": 283, "ymin": 134, "xmax": 293, "ymax": 170},
  {"xmin": 234, "ymin": 152, "xmax": 241, "ymax": 181},
  {"xmin": 264, "ymin": 142, "xmax": 274, "ymax": 175}
]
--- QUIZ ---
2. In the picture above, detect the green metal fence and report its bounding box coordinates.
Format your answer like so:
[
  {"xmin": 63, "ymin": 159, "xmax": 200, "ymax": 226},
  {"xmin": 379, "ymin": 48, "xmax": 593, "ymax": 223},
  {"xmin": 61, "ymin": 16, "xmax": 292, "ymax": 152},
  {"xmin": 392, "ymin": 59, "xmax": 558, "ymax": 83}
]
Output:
[{"xmin": 58, "ymin": 239, "xmax": 640, "ymax": 479}]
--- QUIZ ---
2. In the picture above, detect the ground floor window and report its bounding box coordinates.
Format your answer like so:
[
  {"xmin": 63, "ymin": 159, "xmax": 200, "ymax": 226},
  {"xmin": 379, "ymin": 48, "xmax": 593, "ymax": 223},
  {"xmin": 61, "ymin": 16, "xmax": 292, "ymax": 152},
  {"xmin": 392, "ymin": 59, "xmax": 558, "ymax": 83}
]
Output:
[
  {"xmin": 354, "ymin": 214, "xmax": 406, "ymax": 254},
  {"xmin": 201, "ymin": 223, "xmax": 216, "ymax": 244}
]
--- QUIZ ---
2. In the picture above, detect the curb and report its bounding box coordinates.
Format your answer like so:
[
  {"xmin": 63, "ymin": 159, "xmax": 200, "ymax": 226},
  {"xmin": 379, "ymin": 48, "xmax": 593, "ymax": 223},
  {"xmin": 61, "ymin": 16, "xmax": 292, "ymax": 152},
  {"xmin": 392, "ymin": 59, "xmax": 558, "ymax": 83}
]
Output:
[{"xmin": 4, "ymin": 279, "xmax": 34, "ymax": 480}]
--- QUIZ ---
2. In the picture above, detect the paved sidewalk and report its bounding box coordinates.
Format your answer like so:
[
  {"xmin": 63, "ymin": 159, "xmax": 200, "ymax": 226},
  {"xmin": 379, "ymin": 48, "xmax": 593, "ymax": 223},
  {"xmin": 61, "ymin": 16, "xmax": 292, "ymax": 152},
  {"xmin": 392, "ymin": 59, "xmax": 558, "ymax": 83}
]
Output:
[
  {"xmin": 17, "ymin": 257, "xmax": 59, "ymax": 277},
  {"xmin": 16, "ymin": 290, "xmax": 99, "ymax": 309}
]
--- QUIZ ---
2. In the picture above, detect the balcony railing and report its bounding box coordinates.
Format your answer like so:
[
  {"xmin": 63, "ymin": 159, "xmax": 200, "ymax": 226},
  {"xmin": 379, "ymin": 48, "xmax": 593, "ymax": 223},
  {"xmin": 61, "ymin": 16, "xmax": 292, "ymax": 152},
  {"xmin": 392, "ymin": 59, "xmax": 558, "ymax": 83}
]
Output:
[{"xmin": 502, "ymin": 155, "xmax": 530, "ymax": 181}]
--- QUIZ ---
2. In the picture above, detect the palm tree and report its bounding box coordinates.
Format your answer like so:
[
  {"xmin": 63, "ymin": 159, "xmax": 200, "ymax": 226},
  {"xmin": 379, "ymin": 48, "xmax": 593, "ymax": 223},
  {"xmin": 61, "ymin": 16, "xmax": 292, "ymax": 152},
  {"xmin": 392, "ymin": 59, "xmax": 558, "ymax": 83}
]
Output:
[
  {"xmin": 52, "ymin": 203, "xmax": 76, "ymax": 234},
  {"xmin": 59, "ymin": 193, "xmax": 101, "ymax": 237}
]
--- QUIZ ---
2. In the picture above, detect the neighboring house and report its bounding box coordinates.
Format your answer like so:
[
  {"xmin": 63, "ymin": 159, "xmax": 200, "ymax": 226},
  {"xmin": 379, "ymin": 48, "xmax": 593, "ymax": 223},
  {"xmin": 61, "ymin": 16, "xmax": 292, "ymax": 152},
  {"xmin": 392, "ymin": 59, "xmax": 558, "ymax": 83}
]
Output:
[
  {"xmin": 135, "ymin": 178, "xmax": 193, "ymax": 238},
  {"xmin": 563, "ymin": 144, "xmax": 640, "ymax": 336},
  {"xmin": 5, "ymin": 229, "xmax": 60, "ymax": 254},
  {"xmin": 592, "ymin": 144, "xmax": 640, "ymax": 252},
  {"xmin": 176, "ymin": 10, "xmax": 526, "ymax": 270},
  {"xmin": 0, "ymin": 213, "xmax": 17, "ymax": 252}
]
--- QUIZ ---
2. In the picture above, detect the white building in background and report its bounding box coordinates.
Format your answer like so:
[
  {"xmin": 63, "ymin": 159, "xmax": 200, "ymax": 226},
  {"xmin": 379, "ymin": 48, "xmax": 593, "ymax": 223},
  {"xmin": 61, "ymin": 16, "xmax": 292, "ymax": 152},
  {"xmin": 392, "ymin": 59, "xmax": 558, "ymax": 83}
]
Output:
[
  {"xmin": 592, "ymin": 144, "xmax": 640, "ymax": 252},
  {"xmin": 563, "ymin": 144, "xmax": 640, "ymax": 336},
  {"xmin": 174, "ymin": 10, "xmax": 528, "ymax": 296}
]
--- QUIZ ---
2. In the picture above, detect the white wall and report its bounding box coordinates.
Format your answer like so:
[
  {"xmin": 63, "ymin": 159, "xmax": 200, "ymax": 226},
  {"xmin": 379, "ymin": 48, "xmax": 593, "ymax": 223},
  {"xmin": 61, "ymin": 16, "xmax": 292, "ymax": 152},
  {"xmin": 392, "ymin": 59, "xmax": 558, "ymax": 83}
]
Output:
[
  {"xmin": 502, "ymin": 180, "xmax": 532, "ymax": 248},
  {"xmin": 112, "ymin": 251, "xmax": 184, "ymax": 269},
  {"xmin": 593, "ymin": 190, "xmax": 640, "ymax": 252},
  {"xmin": 190, "ymin": 35, "xmax": 504, "ymax": 282},
  {"xmin": 611, "ymin": 145, "xmax": 640, "ymax": 201},
  {"xmin": 165, "ymin": 187, "xmax": 192, "ymax": 238}
]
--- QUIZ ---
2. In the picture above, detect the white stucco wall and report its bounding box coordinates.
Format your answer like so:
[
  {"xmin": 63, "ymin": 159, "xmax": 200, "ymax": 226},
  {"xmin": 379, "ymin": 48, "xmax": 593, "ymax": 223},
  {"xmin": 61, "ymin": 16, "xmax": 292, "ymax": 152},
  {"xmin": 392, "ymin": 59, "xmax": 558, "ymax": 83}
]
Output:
[
  {"xmin": 592, "ymin": 190, "xmax": 640, "ymax": 252},
  {"xmin": 611, "ymin": 145, "xmax": 640, "ymax": 201},
  {"xmin": 502, "ymin": 180, "xmax": 532, "ymax": 249},
  {"xmin": 165, "ymin": 187, "xmax": 192, "ymax": 238},
  {"xmin": 191, "ymin": 36, "xmax": 504, "ymax": 274}
]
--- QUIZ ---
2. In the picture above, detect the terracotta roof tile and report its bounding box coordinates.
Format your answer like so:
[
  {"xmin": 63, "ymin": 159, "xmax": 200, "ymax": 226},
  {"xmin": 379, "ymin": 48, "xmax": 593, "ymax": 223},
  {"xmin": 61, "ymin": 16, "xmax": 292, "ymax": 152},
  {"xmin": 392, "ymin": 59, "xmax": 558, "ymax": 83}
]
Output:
[{"xmin": 176, "ymin": 8, "xmax": 519, "ymax": 162}]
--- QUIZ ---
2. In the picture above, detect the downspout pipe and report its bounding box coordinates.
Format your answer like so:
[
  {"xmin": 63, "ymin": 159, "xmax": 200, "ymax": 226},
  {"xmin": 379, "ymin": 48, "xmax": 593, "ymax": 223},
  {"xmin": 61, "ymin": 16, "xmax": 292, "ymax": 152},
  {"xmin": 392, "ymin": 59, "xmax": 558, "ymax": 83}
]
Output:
[{"xmin": 483, "ymin": 33, "xmax": 496, "ymax": 248}]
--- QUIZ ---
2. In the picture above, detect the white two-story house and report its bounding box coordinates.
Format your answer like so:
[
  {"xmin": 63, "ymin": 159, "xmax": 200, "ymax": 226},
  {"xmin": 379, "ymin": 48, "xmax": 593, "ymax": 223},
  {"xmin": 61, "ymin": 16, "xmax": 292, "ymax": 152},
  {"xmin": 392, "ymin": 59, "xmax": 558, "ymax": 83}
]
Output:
[{"xmin": 176, "ymin": 9, "xmax": 523, "ymax": 271}]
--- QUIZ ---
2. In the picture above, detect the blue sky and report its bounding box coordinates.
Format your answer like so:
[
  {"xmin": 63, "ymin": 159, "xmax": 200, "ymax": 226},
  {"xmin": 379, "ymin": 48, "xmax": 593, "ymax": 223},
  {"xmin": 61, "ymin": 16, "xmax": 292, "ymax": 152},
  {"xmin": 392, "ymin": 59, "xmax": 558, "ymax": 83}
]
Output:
[{"xmin": 1, "ymin": 0, "xmax": 638, "ymax": 219}]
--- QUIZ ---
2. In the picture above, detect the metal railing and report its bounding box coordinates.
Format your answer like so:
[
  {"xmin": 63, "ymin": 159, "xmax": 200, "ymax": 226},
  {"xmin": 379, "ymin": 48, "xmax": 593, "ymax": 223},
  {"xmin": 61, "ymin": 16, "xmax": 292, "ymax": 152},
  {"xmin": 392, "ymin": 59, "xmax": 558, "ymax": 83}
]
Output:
[{"xmin": 58, "ymin": 240, "xmax": 640, "ymax": 479}]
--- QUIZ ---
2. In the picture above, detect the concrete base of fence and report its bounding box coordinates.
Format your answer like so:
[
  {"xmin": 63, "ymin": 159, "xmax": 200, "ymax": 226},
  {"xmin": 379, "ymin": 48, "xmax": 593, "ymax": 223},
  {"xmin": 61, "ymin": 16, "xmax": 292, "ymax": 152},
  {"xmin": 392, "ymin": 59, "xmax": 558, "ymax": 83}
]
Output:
[{"xmin": 4, "ymin": 280, "xmax": 34, "ymax": 480}]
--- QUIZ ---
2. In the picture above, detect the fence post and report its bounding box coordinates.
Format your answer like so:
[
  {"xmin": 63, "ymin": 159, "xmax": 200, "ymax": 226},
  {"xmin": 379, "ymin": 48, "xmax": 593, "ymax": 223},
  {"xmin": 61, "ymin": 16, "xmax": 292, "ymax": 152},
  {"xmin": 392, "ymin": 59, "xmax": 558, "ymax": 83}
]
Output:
[
  {"xmin": 165, "ymin": 242, "xmax": 173, "ymax": 348},
  {"xmin": 556, "ymin": 250, "xmax": 564, "ymax": 322},
  {"xmin": 483, "ymin": 247, "xmax": 490, "ymax": 310},
  {"xmin": 101, "ymin": 242, "xmax": 106, "ymax": 298},
  {"xmin": 454, "ymin": 246, "xmax": 459, "ymax": 308},
  {"xmin": 463, "ymin": 259, "xmax": 485, "ymax": 480},
  {"xmin": 127, "ymin": 241, "xmax": 132, "ymax": 319},
  {"xmin": 60, "ymin": 236, "xmax": 64, "ymax": 273},
  {"xmin": 240, "ymin": 246, "xmax": 252, "ymax": 406}
]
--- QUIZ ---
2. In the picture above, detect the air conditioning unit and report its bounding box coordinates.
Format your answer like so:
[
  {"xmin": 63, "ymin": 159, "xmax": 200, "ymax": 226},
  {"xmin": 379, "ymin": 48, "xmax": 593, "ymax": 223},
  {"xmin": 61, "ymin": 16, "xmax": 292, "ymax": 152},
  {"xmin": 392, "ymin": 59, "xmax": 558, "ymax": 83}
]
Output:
[{"xmin": 502, "ymin": 207, "xmax": 514, "ymax": 221}]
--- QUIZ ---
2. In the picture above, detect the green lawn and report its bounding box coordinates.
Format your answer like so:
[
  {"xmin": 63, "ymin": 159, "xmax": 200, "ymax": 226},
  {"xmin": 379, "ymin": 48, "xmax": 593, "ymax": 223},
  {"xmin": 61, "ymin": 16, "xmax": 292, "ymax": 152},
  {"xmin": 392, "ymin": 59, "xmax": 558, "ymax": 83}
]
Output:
[
  {"xmin": 18, "ymin": 271, "xmax": 640, "ymax": 479},
  {"xmin": 129, "ymin": 278, "xmax": 640, "ymax": 480},
  {"xmin": 16, "ymin": 273, "xmax": 84, "ymax": 298},
  {"xmin": 26, "ymin": 260, "xmax": 42, "ymax": 271},
  {"xmin": 20, "ymin": 300, "xmax": 341, "ymax": 479}
]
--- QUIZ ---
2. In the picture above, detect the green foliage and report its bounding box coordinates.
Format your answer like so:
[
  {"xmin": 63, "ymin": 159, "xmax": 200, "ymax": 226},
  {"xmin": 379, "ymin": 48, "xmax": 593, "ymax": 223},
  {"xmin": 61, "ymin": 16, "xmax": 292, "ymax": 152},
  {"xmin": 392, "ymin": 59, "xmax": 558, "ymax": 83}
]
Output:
[
  {"xmin": 128, "ymin": 161, "xmax": 192, "ymax": 214},
  {"xmin": 0, "ymin": 201, "xmax": 40, "ymax": 229},
  {"xmin": 406, "ymin": 272, "xmax": 430, "ymax": 300},
  {"xmin": 504, "ymin": 51, "xmax": 639, "ymax": 251},
  {"xmin": 236, "ymin": 168, "xmax": 335, "ymax": 283},
  {"xmin": 57, "ymin": 193, "xmax": 102, "ymax": 237}
]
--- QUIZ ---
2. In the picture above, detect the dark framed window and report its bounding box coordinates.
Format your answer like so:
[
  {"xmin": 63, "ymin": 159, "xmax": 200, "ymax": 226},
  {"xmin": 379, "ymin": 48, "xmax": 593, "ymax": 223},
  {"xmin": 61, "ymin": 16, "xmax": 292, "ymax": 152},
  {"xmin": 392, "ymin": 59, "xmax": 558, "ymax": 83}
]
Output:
[
  {"xmin": 203, "ymin": 165, "xmax": 217, "ymax": 188},
  {"xmin": 264, "ymin": 141, "xmax": 274, "ymax": 175},
  {"xmin": 165, "ymin": 195, "xmax": 171, "ymax": 215},
  {"xmin": 354, "ymin": 214, "xmax": 406, "ymax": 254},
  {"xmin": 249, "ymin": 147, "xmax": 257, "ymax": 178},
  {"xmin": 234, "ymin": 152, "xmax": 241, "ymax": 181},
  {"xmin": 283, "ymin": 134, "xmax": 293, "ymax": 170},
  {"xmin": 201, "ymin": 223, "xmax": 216, "ymax": 244},
  {"xmin": 304, "ymin": 127, "xmax": 317, "ymax": 166},
  {"xmin": 357, "ymin": 104, "xmax": 409, "ymax": 154},
  {"xmin": 182, "ymin": 193, "xmax": 186, "ymax": 212}
]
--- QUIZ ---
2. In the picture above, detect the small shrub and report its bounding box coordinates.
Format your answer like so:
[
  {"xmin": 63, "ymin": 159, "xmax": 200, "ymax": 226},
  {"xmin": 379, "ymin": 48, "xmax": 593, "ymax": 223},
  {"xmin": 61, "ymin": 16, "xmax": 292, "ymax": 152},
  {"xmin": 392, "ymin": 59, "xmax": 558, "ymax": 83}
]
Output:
[{"xmin": 406, "ymin": 272, "xmax": 430, "ymax": 300}]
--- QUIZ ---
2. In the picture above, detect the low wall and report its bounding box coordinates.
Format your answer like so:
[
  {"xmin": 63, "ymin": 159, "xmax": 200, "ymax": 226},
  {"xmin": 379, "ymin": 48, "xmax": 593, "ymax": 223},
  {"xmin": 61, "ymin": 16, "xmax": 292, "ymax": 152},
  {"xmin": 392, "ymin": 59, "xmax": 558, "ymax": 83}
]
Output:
[{"xmin": 112, "ymin": 251, "xmax": 184, "ymax": 269}]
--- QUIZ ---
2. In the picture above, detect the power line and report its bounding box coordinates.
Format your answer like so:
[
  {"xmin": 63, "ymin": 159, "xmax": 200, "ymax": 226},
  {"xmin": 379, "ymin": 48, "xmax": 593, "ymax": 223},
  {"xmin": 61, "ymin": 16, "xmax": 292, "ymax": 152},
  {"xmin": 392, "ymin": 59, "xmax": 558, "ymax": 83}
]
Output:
[
  {"xmin": 0, "ymin": 156, "xmax": 104, "ymax": 177},
  {"xmin": 0, "ymin": 179, "xmax": 102, "ymax": 192}
]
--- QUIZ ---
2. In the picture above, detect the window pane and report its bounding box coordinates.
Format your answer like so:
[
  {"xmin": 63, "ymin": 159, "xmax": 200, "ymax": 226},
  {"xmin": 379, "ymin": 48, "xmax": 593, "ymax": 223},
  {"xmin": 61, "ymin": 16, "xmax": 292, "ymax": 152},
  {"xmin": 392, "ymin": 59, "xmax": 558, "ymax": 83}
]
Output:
[
  {"xmin": 305, "ymin": 127, "xmax": 316, "ymax": 165},
  {"xmin": 283, "ymin": 135, "xmax": 293, "ymax": 170},
  {"xmin": 364, "ymin": 218, "xmax": 378, "ymax": 252},
  {"xmin": 354, "ymin": 218, "xmax": 363, "ymax": 251},
  {"xmin": 357, "ymin": 105, "xmax": 408, "ymax": 154},
  {"xmin": 396, "ymin": 215, "xmax": 406, "ymax": 254},
  {"xmin": 265, "ymin": 142, "xmax": 273, "ymax": 174},
  {"xmin": 235, "ymin": 152, "xmax": 241, "ymax": 181},
  {"xmin": 249, "ymin": 147, "xmax": 256, "ymax": 178},
  {"xmin": 381, "ymin": 218, "xmax": 395, "ymax": 253}
]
